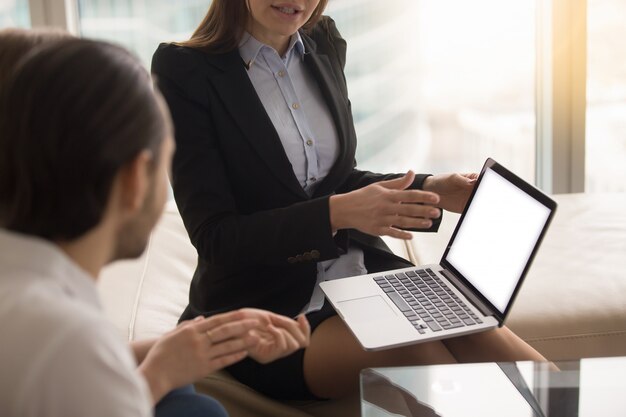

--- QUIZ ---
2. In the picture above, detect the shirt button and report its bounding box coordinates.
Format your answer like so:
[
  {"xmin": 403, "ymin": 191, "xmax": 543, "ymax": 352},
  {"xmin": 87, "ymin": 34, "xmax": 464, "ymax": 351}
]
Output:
[
  {"xmin": 310, "ymin": 177, "xmax": 317, "ymax": 182},
  {"xmin": 292, "ymin": 103, "xmax": 300, "ymax": 110},
  {"xmin": 306, "ymin": 139, "xmax": 313, "ymax": 146},
  {"xmin": 277, "ymin": 70, "xmax": 285, "ymax": 77}
]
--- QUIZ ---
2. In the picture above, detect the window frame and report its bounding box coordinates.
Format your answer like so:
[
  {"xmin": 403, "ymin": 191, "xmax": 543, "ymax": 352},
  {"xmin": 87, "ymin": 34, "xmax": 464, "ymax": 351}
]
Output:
[
  {"xmin": 27, "ymin": 0, "xmax": 79, "ymax": 34},
  {"xmin": 536, "ymin": 0, "xmax": 587, "ymax": 194}
]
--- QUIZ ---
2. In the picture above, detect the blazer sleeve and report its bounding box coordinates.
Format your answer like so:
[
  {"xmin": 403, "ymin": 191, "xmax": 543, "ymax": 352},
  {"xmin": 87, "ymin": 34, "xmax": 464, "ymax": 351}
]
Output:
[{"xmin": 152, "ymin": 44, "xmax": 344, "ymax": 267}]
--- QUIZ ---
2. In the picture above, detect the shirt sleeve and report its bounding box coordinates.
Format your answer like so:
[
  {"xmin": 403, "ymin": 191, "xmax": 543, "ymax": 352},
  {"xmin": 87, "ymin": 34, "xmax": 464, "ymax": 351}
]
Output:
[{"xmin": 20, "ymin": 318, "xmax": 153, "ymax": 417}]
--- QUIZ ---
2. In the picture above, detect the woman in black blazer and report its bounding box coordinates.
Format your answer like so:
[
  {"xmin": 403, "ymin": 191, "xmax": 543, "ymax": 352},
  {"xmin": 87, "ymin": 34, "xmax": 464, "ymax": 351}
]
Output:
[{"xmin": 152, "ymin": 0, "xmax": 546, "ymax": 401}]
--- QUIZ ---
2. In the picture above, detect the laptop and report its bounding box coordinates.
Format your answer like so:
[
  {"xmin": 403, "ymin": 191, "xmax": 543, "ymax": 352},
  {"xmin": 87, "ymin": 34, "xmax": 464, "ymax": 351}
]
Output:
[{"xmin": 320, "ymin": 158, "xmax": 557, "ymax": 350}]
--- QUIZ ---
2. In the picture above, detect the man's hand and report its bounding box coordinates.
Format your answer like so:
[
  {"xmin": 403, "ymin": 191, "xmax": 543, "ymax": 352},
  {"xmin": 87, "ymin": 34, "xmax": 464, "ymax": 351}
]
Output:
[
  {"xmin": 237, "ymin": 309, "xmax": 311, "ymax": 364},
  {"xmin": 137, "ymin": 309, "xmax": 310, "ymax": 403},
  {"xmin": 138, "ymin": 311, "xmax": 261, "ymax": 404},
  {"xmin": 422, "ymin": 173, "xmax": 477, "ymax": 213}
]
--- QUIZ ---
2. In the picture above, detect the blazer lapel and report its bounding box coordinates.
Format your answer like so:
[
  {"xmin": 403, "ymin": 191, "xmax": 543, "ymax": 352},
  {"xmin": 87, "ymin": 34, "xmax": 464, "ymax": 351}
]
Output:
[
  {"xmin": 206, "ymin": 51, "xmax": 309, "ymax": 200},
  {"xmin": 301, "ymin": 35, "xmax": 355, "ymax": 198}
]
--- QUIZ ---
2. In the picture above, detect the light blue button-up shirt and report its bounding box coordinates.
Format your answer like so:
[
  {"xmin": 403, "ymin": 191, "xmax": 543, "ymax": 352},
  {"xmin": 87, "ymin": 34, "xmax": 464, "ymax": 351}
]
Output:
[
  {"xmin": 239, "ymin": 31, "xmax": 339, "ymax": 195},
  {"xmin": 240, "ymin": 32, "xmax": 367, "ymax": 313}
]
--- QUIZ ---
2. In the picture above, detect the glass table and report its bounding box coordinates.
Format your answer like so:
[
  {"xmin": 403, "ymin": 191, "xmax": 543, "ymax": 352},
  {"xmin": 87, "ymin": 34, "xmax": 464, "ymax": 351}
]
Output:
[{"xmin": 360, "ymin": 356, "xmax": 626, "ymax": 417}]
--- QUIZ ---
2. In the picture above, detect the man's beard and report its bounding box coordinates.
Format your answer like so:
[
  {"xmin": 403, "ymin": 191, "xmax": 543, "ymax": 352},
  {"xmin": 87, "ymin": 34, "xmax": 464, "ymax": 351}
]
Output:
[{"xmin": 112, "ymin": 178, "xmax": 162, "ymax": 261}]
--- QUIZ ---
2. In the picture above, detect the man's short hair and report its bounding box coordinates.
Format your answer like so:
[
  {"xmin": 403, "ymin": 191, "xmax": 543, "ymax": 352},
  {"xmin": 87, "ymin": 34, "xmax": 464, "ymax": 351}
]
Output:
[
  {"xmin": 0, "ymin": 28, "xmax": 70, "ymax": 86},
  {"xmin": 0, "ymin": 38, "xmax": 167, "ymax": 240}
]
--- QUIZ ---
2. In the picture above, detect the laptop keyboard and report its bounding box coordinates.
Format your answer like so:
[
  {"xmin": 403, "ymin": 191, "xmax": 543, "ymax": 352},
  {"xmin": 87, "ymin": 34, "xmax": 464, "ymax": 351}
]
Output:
[{"xmin": 373, "ymin": 268, "xmax": 483, "ymax": 334}]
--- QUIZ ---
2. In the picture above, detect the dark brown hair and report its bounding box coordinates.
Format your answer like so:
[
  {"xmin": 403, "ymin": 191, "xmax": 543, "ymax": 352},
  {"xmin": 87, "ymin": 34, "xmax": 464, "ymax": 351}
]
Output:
[
  {"xmin": 0, "ymin": 27, "xmax": 70, "ymax": 86},
  {"xmin": 179, "ymin": 0, "xmax": 329, "ymax": 52},
  {"xmin": 0, "ymin": 38, "xmax": 167, "ymax": 240}
]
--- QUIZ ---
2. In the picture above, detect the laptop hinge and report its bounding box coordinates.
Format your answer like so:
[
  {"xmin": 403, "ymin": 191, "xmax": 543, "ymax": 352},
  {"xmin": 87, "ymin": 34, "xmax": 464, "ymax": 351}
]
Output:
[{"xmin": 440, "ymin": 269, "xmax": 496, "ymax": 317}]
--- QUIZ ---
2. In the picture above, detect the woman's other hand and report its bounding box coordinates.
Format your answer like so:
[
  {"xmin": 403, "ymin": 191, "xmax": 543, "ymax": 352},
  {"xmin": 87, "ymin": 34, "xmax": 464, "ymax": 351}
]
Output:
[
  {"xmin": 422, "ymin": 173, "xmax": 477, "ymax": 213},
  {"xmin": 329, "ymin": 171, "xmax": 441, "ymax": 240}
]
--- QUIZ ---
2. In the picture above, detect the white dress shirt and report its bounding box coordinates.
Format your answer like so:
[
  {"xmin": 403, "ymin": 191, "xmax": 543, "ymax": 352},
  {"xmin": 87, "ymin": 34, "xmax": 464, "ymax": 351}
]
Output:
[
  {"xmin": 0, "ymin": 229, "xmax": 152, "ymax": 417},
  {"xmin": 239, "ymin": 33, "xmax": 368, "ymax": 314}
]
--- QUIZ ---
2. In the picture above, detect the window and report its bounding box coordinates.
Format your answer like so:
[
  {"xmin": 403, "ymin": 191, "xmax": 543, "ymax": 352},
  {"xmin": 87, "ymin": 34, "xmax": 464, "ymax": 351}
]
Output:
[
  {"xmin": 328, "ymin": 0, "xmax": 537, "ymax": 183},
  {"xmin": 75, "ymin": 0, "xmax": 536, "ymax": 183},
  {"xmin": 0, "ymin": 0, "xmax": 30, "ymax": 28},
  {"xmin": 8, "ymin": 0, "xmax": 620, "ymax": 193},
  {"xmin": 586, "ymin": 0, "xmax": 626, "ymax": 192},
  {"xmin": 77, "ymin": 0, "xmax": 204, "ymax": 67}
]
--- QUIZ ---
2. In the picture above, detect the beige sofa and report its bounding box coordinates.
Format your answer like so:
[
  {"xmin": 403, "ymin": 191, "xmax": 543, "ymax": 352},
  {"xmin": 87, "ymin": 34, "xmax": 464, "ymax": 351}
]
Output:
[{"xmin": 98, "ymin": 193, "xmax": 626, "ymax": 417}]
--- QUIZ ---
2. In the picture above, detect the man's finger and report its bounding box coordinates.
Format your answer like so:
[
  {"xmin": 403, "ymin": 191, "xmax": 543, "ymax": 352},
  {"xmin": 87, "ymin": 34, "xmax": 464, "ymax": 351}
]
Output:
[
  {"xmin": 194, "ymin": 310, "xmax": 249, "ymax": 332},
  {"xmin": 202, "ymin": 319, "xmax": 260, "ymax": 343},
  {"xmin": 206, "ymin": 351, "xmax": 248, "ymax": 371}
]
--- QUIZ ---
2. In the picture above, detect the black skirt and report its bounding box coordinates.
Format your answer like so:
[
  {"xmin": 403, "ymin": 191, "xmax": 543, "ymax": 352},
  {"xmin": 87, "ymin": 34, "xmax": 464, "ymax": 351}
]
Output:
[
  {"xmin": 226, "ymin": 250, "xmax": 413, "ymax": 400},
  {"xmin": 225, "ymin": 301, "xmax": 338, "ymax": 400}
]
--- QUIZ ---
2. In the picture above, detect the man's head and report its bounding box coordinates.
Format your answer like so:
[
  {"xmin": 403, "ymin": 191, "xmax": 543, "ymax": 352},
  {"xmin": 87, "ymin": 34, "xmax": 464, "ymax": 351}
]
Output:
[
  {"xmin": 0, "ymin": 27, "xmax": 70, "ymax": 86},
  {"xmin": 0, "ymin": 37, "xmax": 174, "ymax": 261}
]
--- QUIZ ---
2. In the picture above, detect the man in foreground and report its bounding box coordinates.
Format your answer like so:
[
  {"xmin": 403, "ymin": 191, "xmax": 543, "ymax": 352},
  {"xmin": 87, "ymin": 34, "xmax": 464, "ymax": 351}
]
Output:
[{"xmin": 0, "ymin": 35, "xmax": 309, "ymax": 417}]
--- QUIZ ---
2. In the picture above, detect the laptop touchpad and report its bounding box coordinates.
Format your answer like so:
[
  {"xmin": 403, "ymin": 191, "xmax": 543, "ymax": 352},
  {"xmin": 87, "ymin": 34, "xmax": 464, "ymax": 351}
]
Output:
[{"xmin": 337, "ymin": 295, "xmax": 397, "ymax": 323}]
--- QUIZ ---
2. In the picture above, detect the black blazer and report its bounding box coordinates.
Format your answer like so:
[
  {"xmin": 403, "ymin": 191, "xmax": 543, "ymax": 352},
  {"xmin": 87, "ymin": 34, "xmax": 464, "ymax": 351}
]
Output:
[{"xmin": 152, "ymin": 17, "xmax": 440, "ymax": 320}]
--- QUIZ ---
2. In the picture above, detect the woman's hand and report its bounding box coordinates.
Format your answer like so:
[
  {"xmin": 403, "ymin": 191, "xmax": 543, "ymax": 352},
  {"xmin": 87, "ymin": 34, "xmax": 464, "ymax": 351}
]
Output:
[
  {"xmin": 422, "ymin": 173, "xmax": 477, "ymax": 213},
  {"xmin": 329, "ymin": 171, "xmax": 441, "ymax": 240},
  {"xmin": 138, "ymin": 311, "xmax": 261, "ymax": 403},
  {"xmin": 237, "ymin": 309, "xmax": 311, "ymax": 364}
]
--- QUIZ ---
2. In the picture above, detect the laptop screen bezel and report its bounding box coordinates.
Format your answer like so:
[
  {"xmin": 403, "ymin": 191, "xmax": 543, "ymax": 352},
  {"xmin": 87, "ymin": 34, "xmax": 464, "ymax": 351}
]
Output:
[{"xmin": 439, "ymin": 158, "xmax": 557, "ymax": 324}]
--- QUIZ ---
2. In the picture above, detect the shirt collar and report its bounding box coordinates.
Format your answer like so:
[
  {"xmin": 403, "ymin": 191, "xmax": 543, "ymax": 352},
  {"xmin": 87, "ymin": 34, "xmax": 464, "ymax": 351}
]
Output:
[
  {"xmin": 239, "ymin": 31, "xmax": 306, "ymax": 69},
  {"xmin": 0, "ymin": 228, "xmax": 101, "ymax": 309},
  {"xmin": 288, "ymin": 31, "xmax": 306, "ymax": 58}
]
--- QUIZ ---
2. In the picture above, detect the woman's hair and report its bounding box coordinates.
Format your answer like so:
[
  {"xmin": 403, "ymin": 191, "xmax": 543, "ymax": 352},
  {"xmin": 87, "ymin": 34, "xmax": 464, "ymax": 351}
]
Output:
[
  {"xmin": 0, "ymin": 27, "xmax": 70, "ymax": 87},
  {"xmin": 179, "ymin": 0, "xmax": 329, "ymax": 52},
  {"xmin": 0, "ymin": 37, "xmax": 168, "ymax": 241}
]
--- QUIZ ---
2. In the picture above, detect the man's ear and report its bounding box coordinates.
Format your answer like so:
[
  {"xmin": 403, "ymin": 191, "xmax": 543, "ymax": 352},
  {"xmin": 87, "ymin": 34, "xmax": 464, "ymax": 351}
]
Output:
[{"xmin": 116, "ymin": 150, "xmax": 153, "ymax": 214}]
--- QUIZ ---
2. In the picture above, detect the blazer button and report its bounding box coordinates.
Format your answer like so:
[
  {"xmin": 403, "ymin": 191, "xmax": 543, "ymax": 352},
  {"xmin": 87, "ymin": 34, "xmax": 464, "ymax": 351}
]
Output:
[
  {"xmin": 311, "ymin": 250, "xmax": 320, "ymax": 260},
  {"xmin": 303, "ymin": 252, "xmax": 312, "ymax": 261},
  {"xmin": 287, "ymin": 257, "xmax": 297, "ymax": 264}
]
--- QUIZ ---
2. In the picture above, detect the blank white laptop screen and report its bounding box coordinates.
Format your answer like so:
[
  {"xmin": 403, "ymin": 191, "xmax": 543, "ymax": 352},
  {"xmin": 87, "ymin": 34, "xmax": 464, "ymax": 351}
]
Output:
[{"xmin": 445, "ymin": 168, "xmax": 552, "ymax": 314}]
